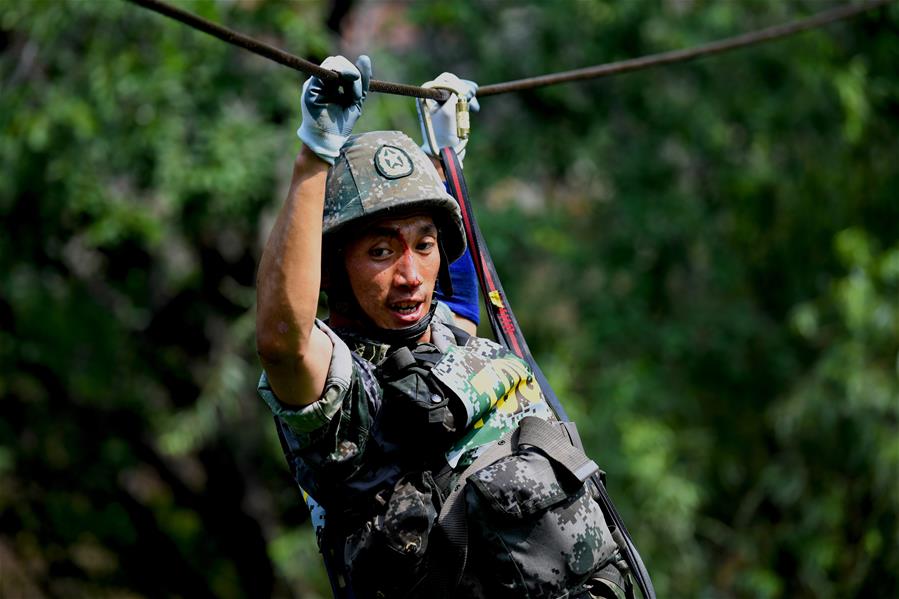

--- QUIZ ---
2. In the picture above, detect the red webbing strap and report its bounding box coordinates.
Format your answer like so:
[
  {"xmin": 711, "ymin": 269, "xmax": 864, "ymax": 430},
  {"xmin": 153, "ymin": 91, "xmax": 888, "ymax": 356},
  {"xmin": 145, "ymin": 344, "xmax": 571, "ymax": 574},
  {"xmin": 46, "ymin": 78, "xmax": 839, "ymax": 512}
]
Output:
[
  {"xmin": 439, "ymin": 147, "xmax": 657, "ymax": 599},
  {"xmin": 440, "ymin": 147, "xmax": 568, "ymax": 419},
  {"xmin": 442, "ymin": 149, "xmax": 522, "ymax": 354}
]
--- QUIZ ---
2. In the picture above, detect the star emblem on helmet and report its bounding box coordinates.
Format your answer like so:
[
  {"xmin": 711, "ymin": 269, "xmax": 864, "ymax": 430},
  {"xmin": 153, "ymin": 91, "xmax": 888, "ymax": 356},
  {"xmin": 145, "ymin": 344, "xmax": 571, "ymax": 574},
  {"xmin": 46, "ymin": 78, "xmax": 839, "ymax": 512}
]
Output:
[{"xmin": 374, "ymin": 145, "xmax": 414, "ymax": 179}]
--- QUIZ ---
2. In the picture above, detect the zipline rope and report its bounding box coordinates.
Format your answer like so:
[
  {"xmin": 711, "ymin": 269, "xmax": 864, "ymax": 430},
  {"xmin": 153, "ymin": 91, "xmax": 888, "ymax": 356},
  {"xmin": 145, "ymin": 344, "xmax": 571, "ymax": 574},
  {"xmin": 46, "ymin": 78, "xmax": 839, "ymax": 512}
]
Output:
[
  {"xmin": 129, "ymin": 0, "xmax": 892, "ymax": 100},
  {"xmin": 478, "ymin": 0, "xmax": 893, "ymax": 97},
  {"xmin": 129, "ymin": 0, "xmax": 449, "ymax": 101}
]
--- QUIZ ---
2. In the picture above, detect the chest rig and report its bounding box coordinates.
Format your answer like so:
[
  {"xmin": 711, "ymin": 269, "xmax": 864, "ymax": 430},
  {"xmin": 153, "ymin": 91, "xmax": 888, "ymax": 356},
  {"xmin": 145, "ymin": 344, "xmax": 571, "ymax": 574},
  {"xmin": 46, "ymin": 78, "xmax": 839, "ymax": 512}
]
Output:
[
  {"xmin": 274, "ymin": 321, "xmax": 630, "ymax": 599},
  {"xmin": 323, "ymin": 323, "xmax": 630, "ymax": 599},
  {"xmin": 374, "ymin": 330, "xmax": 468, "ymax": 456},
  {"xmin": 345, "ymin": 319, "xmax": 554, "ymax": 478}
]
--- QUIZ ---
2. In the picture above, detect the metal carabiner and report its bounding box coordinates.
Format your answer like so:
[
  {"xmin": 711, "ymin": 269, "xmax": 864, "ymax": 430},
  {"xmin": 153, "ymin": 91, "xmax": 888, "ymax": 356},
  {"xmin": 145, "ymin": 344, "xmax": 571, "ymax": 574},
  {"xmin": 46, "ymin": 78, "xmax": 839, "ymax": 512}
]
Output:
[
  {"xmin": 417, "ymin": 96, "xmax": 441, "ymax": 157},
  {"xmin": 455, "ymin": 95, "xmax": 470, "ymax": 140},
  {"xmin": 416, "ymin": 83, "xmax": 471, "ymax": 157}
]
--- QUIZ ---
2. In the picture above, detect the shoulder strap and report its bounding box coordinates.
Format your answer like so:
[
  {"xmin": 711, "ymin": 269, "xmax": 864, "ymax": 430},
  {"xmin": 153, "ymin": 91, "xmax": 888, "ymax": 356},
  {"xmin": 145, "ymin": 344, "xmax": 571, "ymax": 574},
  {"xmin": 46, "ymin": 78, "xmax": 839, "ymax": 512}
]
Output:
[
  {"xmin": 442, "ymin": 322, "xmax": 472, "ymax": 346},
  {"xmin": 440, "ymin": 147, "xmax": 657, "ymax": 599},
  {"xmin": 377, "ymin": 346, "xmax": 417, "ymax": 377},
  {"xmin": 517, "ymin": 416, "xmax": 599, "ymax": 483}
]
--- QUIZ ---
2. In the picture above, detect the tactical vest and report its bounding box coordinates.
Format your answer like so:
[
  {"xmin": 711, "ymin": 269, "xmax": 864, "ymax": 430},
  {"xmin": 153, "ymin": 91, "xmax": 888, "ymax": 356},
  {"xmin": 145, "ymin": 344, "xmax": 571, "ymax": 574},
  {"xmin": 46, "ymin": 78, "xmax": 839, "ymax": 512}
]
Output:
[{"xmin": 277, "ymin": 323, "xmax": 632, "ymax": 599}]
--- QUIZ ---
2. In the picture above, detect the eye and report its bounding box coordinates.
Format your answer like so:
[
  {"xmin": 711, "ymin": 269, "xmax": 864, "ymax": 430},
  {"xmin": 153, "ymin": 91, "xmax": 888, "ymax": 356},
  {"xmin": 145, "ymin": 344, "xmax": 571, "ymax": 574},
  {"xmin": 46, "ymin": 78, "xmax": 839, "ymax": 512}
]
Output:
[
  {"xmin": 368, "ymin": 246, "xmax": 392, "ymax": 259},
  {"xmin": 416, "ymin": 239, "xmax": 436, "ymax": 252}
]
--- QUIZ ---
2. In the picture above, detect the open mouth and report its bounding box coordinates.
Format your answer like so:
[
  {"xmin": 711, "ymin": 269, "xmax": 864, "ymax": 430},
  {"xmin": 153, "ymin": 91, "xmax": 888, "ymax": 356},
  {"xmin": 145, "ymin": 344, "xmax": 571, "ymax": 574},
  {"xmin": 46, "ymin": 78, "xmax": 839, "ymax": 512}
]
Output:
[
  {"xmin": 390, "ymin": 302, "xmax": 419, "ymax": 314},
  {"xmin": 388, "ymin": 300, "xmax": 424, "ymax": 322}
]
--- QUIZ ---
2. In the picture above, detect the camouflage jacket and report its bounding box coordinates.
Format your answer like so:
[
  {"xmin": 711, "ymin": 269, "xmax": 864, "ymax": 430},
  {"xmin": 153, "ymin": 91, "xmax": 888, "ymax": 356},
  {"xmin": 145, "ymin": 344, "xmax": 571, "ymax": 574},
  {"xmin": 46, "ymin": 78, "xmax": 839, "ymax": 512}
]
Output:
[
  {"xmin": 259, "ymin": 312, "xmax": 630, "ymax": 599},
  {"xmin": 257, "ymin": 312, "xmax": 553, "ymax": 523}
]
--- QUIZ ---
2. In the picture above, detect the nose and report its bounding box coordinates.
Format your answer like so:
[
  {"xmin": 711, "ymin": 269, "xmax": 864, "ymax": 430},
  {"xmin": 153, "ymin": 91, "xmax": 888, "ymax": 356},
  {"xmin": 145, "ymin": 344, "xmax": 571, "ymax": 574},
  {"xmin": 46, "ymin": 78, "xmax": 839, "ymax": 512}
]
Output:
[{"xmin": 394, "ymin": 249, "xmax": 422, "ymax": 288}]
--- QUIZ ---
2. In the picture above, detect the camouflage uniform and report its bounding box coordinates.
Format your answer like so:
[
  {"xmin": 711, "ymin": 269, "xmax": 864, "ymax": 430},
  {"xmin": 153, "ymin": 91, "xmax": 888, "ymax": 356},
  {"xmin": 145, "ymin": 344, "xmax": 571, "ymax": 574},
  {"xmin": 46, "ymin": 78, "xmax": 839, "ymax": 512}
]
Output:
[{"xmin": 259, "ymin": 132, "xmax": 629, "ymax": 598}]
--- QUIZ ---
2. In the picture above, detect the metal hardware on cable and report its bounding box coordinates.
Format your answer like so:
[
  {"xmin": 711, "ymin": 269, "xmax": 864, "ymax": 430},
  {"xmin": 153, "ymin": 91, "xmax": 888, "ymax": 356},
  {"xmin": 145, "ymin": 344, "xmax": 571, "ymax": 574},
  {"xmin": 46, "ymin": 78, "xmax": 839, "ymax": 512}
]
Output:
[
  {"xmin": 456, "ymin": 98, "xmax": 470, "ymax": 140},
  {"xmin": 127, "ymin": 0, "xmax": 892, "ymax": 102},
  {"xmin": 420, "ymin": 80, "xmax": 472, "ymax": 140},
  {"xmin": 417, "ymin": 88, "xmax": 470, "ymax": 164},
  {"xmin": 417, "ymin": 98, "xmax": 441, "ymax": 157}
]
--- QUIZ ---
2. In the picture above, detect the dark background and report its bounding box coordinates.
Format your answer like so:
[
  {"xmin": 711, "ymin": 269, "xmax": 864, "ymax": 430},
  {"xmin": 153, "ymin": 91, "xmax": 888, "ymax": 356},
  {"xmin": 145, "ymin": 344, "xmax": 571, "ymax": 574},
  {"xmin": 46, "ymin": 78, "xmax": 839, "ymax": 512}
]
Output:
[{"xmin": 2, "ymin": 0, "xmax": 898, "ymax": 597}]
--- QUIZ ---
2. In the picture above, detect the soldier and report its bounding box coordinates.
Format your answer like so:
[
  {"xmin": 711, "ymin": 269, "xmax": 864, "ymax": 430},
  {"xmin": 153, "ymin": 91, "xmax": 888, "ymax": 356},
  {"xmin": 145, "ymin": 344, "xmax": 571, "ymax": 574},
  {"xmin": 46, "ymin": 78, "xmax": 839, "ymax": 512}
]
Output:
[{"xmin": 256, "ymin": 55, "xmax": 630, "ymax": 598}]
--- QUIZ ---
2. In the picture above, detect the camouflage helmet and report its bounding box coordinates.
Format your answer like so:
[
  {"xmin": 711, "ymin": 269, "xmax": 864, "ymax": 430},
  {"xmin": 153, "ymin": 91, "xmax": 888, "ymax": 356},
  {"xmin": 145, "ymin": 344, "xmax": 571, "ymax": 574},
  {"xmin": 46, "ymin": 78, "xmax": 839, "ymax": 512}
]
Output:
[{"xmin": 322, "ymin": 131, "xmax": 466, "ymax": 263}]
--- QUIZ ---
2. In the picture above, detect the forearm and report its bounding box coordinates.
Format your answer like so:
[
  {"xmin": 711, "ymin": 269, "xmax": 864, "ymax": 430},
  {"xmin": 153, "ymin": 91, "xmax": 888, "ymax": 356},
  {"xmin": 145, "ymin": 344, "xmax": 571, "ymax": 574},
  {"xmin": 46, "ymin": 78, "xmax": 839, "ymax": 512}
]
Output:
[{"xmin": 256, "ymin": 146, "xmax": 330, "ymax": 362}]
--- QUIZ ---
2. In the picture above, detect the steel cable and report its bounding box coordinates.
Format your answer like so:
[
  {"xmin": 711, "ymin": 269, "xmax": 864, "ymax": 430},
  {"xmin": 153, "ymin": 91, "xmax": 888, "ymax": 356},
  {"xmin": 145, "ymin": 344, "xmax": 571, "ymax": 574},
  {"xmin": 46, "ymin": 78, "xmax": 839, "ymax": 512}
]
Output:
[
  {"xmin": 128, "ymin": 0, "xmax": 452, "ymax": 101},
  {"xmin": 129, "ymin": 0, "xmax": 892, "ymax": 100},
  {"xmin": 477, "ymin": 0, "xmax": 893, "ymax": 96}
]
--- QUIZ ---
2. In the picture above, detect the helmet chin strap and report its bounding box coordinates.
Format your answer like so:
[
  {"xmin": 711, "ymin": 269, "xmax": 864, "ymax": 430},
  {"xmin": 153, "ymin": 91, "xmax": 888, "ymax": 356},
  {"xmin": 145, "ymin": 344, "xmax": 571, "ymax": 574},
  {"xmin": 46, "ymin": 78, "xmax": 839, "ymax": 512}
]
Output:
[
  {"xmin": 328, "ymin": 273, "xmax": 439, "ymax": 347},
  {"xmin": 359, "ymin": 301, "xmax": 439, "ymax": 346}
]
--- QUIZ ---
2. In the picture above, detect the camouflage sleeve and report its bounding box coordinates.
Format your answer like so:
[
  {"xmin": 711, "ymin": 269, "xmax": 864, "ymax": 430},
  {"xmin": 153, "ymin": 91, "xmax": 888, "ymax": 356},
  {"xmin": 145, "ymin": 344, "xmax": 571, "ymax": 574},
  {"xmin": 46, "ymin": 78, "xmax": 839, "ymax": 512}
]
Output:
[{"xmin": 257, "ymin": 320, "xmax": 379, "ymax": 457}]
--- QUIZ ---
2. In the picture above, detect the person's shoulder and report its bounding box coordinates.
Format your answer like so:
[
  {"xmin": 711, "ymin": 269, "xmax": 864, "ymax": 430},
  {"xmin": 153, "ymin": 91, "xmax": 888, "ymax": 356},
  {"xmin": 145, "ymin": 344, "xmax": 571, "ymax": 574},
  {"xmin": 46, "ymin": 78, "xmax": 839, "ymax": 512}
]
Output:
[
  {"xmin": 322, "ymin": 319, "xmax": 391, "ymax": 369},
  {"xmin": 434, "ymin": 301, "xmax": 456, "ymax": 327},
  {"xmin": 431, "ymin": 318, "xmax": 471, "ymax": 351},
  {"xmin": 433, "ymin": 322, "xmax": 517, "ymax": 364}
]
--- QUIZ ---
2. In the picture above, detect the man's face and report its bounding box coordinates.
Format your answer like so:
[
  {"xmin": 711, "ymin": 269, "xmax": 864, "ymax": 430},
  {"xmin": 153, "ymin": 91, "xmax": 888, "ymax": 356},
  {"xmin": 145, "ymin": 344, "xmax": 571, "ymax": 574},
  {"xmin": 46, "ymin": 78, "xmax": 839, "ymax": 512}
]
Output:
[{"xmin": 343, "ymin": 214, "xmax": 441, "ymax": 330}]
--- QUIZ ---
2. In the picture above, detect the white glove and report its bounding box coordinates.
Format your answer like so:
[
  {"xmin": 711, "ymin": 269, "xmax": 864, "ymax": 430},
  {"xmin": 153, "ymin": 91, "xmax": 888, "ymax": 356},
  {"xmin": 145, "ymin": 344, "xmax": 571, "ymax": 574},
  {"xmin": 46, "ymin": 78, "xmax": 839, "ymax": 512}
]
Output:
[
  {"xmin": 418, "ymin": 72, "xmax": 479, "ymax": 163},
  {"xmin": 297, "ymin": 55, "xmax": 371, "ymax": 165}
]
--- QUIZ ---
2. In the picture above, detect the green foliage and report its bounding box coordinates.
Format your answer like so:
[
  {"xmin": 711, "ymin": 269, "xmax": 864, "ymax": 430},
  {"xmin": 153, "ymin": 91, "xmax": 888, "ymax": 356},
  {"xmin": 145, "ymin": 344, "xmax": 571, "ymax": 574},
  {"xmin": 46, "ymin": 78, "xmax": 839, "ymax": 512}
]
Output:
[
  {"xmin": 1, "ymin": 0, "xmax": 897, "ymax": 597},
  {"xmin": 761, "ymin": 229, "xmax": 899, "ymax": 597}
]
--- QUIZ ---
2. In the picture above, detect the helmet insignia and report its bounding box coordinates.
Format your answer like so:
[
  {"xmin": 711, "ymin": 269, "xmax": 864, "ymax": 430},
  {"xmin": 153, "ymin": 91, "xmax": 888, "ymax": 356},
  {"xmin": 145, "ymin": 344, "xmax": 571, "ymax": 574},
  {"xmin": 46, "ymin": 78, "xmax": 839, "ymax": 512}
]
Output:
[{"xmin": 374, "ymin": 145, "xmax": 414, "ymax": 180}]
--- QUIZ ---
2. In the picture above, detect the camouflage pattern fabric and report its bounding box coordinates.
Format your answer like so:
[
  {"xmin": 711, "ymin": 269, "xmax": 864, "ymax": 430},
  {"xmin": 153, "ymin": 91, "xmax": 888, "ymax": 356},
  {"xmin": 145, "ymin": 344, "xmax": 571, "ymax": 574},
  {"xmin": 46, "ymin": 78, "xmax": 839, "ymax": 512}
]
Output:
[
  {"xmin": 464, "ymin": 439, "xmax": 619, "ymax": 598},
  {"xmin": 258, "ymin": 320, "xmax": 389, "ymax": 506},
  {"xmin": 259, "ymin": 318, "xmax": 628, "ymax": 598},
  {"xmin": 343, "ymin": 471, "xmax": 442, "ymax": 598},
  {"xmin": 433, "ymin": 337, "xmax": 554, "ymax": 468},
  {"xmin": 258, "ymin": 317, "xmax": 550, "ymax": 508}
]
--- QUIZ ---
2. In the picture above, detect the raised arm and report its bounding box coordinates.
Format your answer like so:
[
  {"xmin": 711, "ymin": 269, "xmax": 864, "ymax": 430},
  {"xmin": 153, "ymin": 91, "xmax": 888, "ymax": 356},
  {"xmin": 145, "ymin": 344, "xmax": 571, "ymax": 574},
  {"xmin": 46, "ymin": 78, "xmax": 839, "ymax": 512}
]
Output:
[{"xmin": 256, "ymin": 55, "xmax": 371, "ymax": 406}]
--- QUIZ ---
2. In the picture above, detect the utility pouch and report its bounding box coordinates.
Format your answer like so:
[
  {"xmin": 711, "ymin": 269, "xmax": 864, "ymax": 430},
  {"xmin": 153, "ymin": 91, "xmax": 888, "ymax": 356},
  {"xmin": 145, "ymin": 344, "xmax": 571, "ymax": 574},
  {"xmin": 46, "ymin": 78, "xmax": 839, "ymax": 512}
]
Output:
[
  {"xmin": 343, "ymin": 471, "xmax": 442, "ymax": 599},
  {"xmin": 463, "ymin": 417, "xmax": 623, "ymax": 598},
  {"xmin": 378, "ymin": 345, "xmax": 459, "ymax": 449}
]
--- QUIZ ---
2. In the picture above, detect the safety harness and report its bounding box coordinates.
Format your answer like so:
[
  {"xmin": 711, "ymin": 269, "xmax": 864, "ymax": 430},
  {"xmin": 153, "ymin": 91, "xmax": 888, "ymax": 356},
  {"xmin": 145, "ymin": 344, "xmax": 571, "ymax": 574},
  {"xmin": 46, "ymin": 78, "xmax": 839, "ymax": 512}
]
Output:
[{"xmin": 438, "ymin": 146, "xmax": 657, "ymax": 599}]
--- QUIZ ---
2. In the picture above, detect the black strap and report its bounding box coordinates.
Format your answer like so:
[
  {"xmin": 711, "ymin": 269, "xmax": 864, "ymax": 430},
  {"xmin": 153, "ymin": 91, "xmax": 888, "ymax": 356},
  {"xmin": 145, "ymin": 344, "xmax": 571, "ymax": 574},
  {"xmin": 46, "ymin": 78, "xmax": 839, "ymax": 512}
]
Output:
[
  {"xmin": 379, "ymin": 346, "xmax": 417, "ymax": 375},
  {"xmin": 359, "ymin": 299, "xmax": 438, "ymax": 346},
  {"xmin": 440, "ymin": 147, "xmax": 657, "ymax": 599},
  {"xmin": 443, "ymin": 322, "xmax": 472, "ymax": 347},
  {"xmin": 429, "ymin": 432, "xmax": 516, "ymax": 597},
  {"xmin": 517, "ymin": 416, "xmax": 600, "ymax": 483}
]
